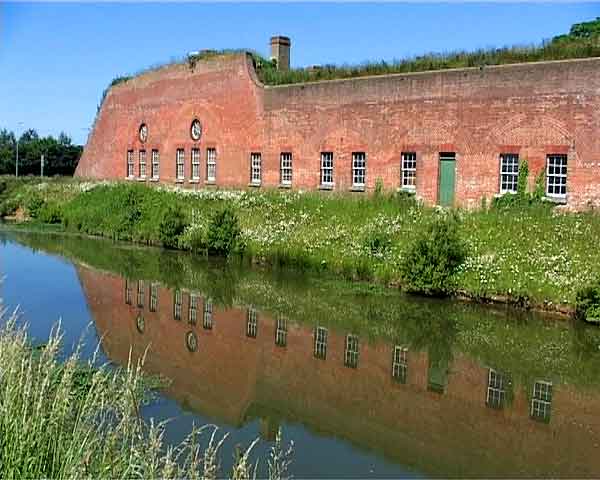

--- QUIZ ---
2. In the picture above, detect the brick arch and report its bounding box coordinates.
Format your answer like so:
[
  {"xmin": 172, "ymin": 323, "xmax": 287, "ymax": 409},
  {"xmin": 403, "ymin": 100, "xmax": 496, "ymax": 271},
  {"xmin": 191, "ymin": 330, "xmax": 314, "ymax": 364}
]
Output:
[{"xmin": 486, "ymin": 114, "xmax": 572, "ymax": 147}]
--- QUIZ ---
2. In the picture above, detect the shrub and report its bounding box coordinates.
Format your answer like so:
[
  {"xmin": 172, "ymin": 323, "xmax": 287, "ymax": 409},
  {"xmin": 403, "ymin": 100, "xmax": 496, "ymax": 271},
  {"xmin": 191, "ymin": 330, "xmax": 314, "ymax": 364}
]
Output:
[
  {"xmin": 158, "ymin": 206, "xmax": 187, "ymax": 249},
  {"xmin": 206, "ymin": 206, "xmax": 244, "ymax": 257},
  {"xmin": 38, "ymin": 202, "xmax": 62, "ymax": 224},
  {"xmin": 400, "ymin": 214, "xmax": 467, "ymax": 295},
  {"xmin": 26, "ymin": 194, "xmax": 45, "ymax": 219},
  {"xmin": 575, "ymin": 281, "xmax": 600, "ymax": 323}
]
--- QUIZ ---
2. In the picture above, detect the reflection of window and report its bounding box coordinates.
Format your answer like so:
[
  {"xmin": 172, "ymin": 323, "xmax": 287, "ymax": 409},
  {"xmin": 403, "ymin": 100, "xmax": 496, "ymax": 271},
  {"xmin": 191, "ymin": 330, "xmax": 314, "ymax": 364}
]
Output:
[
  {"xmin": 392, "ymin": 346, "xmax": 408, "ymax": 383},
  {"xmin": 136, "ymin": 314, "xmax": 145, "ymax": 333},
  {"xmin": 189, "ymin": 293, "xmax": 198, "ymax": 325},
  {"xmin": 125, "ymin": 279, "xmax": 132, "ymax": 305},
  {"xmin": 344, "ymin": 334, "xmax": 359, "ymax": 368},
  {"xmin": 246, "ymin": 307, "xmax": 257, "ymax": 338},
  {"xmin": 137, "ymin": 280, "xmax": 144, "ymax": 308},
  {"xmin": 149, "ymin": 283, "xmax": 158, "ymax": 312},
  {"xmin": 186, "ymin": 331, "xmax": 198, "ymax": 352},
  {"xmin": 203, "ymin": 298, "xmax": 213, "ymax": 330},
  {"xmin": 275, "ymin": 317, "xmax": 287, "ymax": 347},
  {"xmin": 531, "ymin": 380, "xmax": 553, "ymax": 423},
  {"xmin": 486, "ymin": 369, "xmax": 507, "ymax": 409},
  {"xmin": 427, "ymin": 358, "xmax": 448, "ymax": 394},
  {"xmin": 314, "ymin": 326, "xmax": 327, "ymax": 360},
  {"xmin": 174, "ymin": 290, "xmax": 182, "ymax": 321}
]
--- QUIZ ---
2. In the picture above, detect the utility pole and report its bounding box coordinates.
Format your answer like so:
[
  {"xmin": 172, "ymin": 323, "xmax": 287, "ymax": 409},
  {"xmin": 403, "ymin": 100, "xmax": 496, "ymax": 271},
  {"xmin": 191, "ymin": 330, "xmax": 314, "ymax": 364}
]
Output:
[
  {"xmin": 15, "ymin": 122, "xmax": 24, "ymax": 178},
  {"xmin": 41, "ymin": 154, "xmax": 44, "ymax": 177}
]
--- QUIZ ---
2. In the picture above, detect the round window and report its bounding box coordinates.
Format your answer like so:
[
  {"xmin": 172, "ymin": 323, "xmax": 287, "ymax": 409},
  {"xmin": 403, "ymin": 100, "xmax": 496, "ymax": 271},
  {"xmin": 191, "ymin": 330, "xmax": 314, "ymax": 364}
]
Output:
[
  {"xmin": 186, "ymin": 331, "xmax": 198, "ymax": 352},
  {"xmin": 190, "ymin": 119, "xmax": 202, "ymax": 141},
  {"xmin": 136, "ymin": 314, "xmax": 145, "ymax": 334},
  {"xmin": 139, "ymin": 123, "xmax": 148, "ymax": 143}
]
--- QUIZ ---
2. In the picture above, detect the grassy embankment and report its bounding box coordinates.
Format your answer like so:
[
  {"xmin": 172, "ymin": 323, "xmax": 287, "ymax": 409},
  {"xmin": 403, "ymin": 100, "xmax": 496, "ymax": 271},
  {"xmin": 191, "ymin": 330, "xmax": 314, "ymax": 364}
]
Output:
[
  {"xmin": 2, "ymin": 176, "xmax": 600, "ymax": 315},
  {"xmin": 0, "ymin": 311, "xmax": 292, "ymax": 479}
]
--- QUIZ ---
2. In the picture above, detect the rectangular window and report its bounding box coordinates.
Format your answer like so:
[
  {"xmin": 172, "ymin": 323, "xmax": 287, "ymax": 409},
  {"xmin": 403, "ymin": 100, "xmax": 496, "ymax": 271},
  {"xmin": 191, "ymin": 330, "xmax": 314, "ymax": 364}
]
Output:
[
  {"xmin": 392, "ymin": 346, "xmax": 408, "ymax": 384},
  {"xmin": 203, "ymin": 298, "xmax": 213, "ymax": 330},
  {"xmin": 500, "ymin": 154, "xmax": 519, "ymax": 194},
  {"xmin": 206, "ymin": 148, "xmax": 216, "ymax": 182},
  {"xmin": 280, "ymin": 152, "xmax": 292, "ymax": 185},
  {"xmin": 136, "ymin": 280, "xmax": 144, "ymax": 308},
  {"xmin": 173, "ymin": 290, "xmax": 182, "ymax": 321},
  {"xmin": 486, "ymin": 369, "xmax": 507, "ymax": 409},
  {"xmin": 151, "ymin": 150, "xmax": 160, "ymax": 179},
  {"xmin": 125, "ymin": 279, "xmax": 132, "ymax": 305},
  {"xmin": 176, "ymin": 149, "xmax": 185, "ymax": 180},
  {"xmin": 546, "ymin": 154, "xmax": 567, "ymax": 198},
  {"xmin": 320, "ymin": 152, "xmax": 334, "ymax": 186},
  {"xmin": 401, "ymin": 152, "xmax": 417, "ymax": 190},
  {"xmin": 246, "ymin": 307, "xmax": 257, "ymax": 338},
  {"xmin": 189, "ymin": 293, "xmax": 198, "ymax": 325},
  {"xmin": 531, "ymin": 380, "xmax": 552, "ymax": 423},
  {"xmin": 344, "ymin": 334, "xmax": 359, "ymax": 368},
  {"xmin": 149, "ymin": 283, "xmax": 158, "ymax": 312},
  {"xmin": 314, "ymin": 326, "xmax": 328, "ymax": 360},
  {"xmin": 275, "ymin": 317, "xmax": 287, "ymax": 347},
  {"xmin": 139, "ymin": 150, "xmax": 147, "ymax": 178},
  {"xmin": 191, "ymin": 148, "xmax": 201, "ymax": 180},
  {"xmin": 127, "ymin": 150, "xmax": 134, "ymax": 178},
  {"xmin": 250, "ymin": 153, "xmax": 262, "ymax": 185},
  {"xmin": 352, "ymin": 152, "xmax": 366, "ymax": 188}
]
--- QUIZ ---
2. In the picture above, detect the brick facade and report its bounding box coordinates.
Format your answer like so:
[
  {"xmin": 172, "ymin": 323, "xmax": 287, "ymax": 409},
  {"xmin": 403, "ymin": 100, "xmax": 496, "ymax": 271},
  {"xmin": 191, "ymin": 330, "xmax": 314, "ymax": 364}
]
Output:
[
  {"xmin": 78, "ymin": 266, "xmax": 600, "ymax": 477},
  {"xmin": 77, "ymin": 53, "xmax": 600, "ymax": 209}
]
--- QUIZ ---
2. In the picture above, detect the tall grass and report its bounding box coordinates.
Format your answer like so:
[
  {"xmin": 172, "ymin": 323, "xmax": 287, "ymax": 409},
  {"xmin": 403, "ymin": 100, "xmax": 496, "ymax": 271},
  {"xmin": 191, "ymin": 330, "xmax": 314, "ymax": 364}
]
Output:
[{"xmin": 0, "ymin": 308, "xmax": 293, "ymax": 479}]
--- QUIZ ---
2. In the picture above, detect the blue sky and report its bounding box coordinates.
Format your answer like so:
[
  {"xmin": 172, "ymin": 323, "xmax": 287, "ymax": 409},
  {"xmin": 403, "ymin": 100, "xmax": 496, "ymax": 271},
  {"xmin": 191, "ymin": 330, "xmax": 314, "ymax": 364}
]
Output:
[{"xmin": 1, "ymin": 2, "xmax": 599, "ymax": 145}]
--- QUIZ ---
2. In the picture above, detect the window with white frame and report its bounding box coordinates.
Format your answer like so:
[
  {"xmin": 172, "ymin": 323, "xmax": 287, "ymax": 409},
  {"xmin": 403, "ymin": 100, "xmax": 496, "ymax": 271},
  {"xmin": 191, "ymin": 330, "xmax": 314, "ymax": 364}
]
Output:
[
  {"xmin": 176, "ymin": 149, "xmax": 185, "ymax": 180},
  {"xmin": 392, "ymin": 346, "xmax": 408, "ymax": 383},
  {"xmin": 139, "ymin": 150, "xmax": 147, "ymax": 178},
  {"xmin": 149, "ymin": 283, "xmax": 158, "ymax": 312},
  {"xmin": 546, "ymin": 154, "xmax": 567, "ymax": 198},
  {"xmin": 189, "ymin": 293, "xmax": 198, "ymax": 325},
  {"xmin": 191, "ymin": 148, "xmax": 200, "ymax": 180},
  {"xmin": 275, "ymin": 317, "xmax": 287, "ymax": 347},
  {"xmin": 125, "ymin": 279, "xmax": 132, "ymax": 305},
  {"xmin": 206, "ymin": 148, "xmax": 216, "ymax": 182},
  {"xmin": 500, "ymin": 154, "xmax": 519, "ymax": 194},
  {"xmin": 127, "ymin": 150, "xmax": 134, "ymax": 178},
  {"xmin": 486, "ymin": 369, "xmax": 507, "ymax": 409},
  {"xmin": 173, "ymin": 290, "xmax": 182, "ymax": 321},
  {"xmin": 314, "ymin": 326, "xmax": 328, "ymax": 360},
  {"xmin": 531, "ymin": 380, "xmax": 552, "ymax": 422},
  {"xmin": 203, "ymin": 298, "xmax": 213, "ymax": 330},
  {"xmin": 250, "ymin": 153, "xmax": 262, "ymax": 185},
  {"xmin": 137, "ymin": 280, "xmax": 144, "ymax": 308},
  {"xmin": 151, "ymin": 150, "xmax": 160, "ymax": 179},
  {"xmin": 320, "ymin": 152, "xmax": 334, "ymax": 186},
  {"xmin": 246, "ymin": 307, "xmax": 257, "ymax": 338},
  {"xmin": 401, "ymin": 152, "xmax": 416, "ymax": 190},
  {"xmin": 280, "ymin": 152, "xmax": 292, "ymax": 185},
  {"xmin": 352, "ymin": 152, "xmax": 366, "ymax": 188},
  {"xmin": 344, "ymin": 334, "xmax": 359, "ymax": 368}
]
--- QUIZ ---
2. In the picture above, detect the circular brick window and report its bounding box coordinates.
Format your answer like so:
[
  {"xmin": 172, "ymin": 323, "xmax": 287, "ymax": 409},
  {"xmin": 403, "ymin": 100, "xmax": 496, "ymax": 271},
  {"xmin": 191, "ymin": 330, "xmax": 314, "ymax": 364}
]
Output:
[
  {"xmin": 136, "ymin": 314, "xmax": 145, "ymax": 334},
  {"xmin": 139, "ymin": 123, "xmax": 148, "ymax": 143},
  {"xmin": 190, "ymin": 119, "xmax": 202, "ymax": 141},
  {"xmin": 186, "ymin": 331, "xmax": 198, "ymax": 352}
]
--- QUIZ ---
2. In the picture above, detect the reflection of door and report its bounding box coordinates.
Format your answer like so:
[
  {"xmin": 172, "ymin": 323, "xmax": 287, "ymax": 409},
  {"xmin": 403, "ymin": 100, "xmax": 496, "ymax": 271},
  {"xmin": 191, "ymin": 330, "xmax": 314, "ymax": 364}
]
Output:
[{"xmin": 438, "ymin": 153, "xmax": 456, "ymax": 207}]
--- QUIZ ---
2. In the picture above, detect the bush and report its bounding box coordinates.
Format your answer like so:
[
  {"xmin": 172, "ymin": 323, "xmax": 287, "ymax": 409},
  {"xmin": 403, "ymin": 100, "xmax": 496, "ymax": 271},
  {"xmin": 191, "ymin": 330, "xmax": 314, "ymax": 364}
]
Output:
[
  {"xmin": 158, "ymin": 206, "xmax": 187, "ymax": 249},
  {"xmin": 400, "ymin": 214, "xmax": 467, "ymax": 295},
  {"xmin": 575, "ymin": 282, "xmax": 600, "ymax": 323},
  {"xmin": 206, "ymin": 206, "xmax": 244, "ymax": 257},
  {"xmin": 26, "ymin": 194, "xmax": 45, "ymax": 219},
  {"xmin": 38, "ymin": 202, "xmax": 62, "ymax": 224}
]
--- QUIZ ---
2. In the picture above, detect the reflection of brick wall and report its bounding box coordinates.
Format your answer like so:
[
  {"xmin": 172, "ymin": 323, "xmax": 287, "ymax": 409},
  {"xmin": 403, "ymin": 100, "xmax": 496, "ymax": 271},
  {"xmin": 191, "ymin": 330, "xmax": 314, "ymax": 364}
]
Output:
[
  {"xmin": 78, "ymin": 266, "xmax": 600, "ymax": 477},
  {"xmin": 77, "ymin": 53, "xmax": 600, "ymax": 209}
]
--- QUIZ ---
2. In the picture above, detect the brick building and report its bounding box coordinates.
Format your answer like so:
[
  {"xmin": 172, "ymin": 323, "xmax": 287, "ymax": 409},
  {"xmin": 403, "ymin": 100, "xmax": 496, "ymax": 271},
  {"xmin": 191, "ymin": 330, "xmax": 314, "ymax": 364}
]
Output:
[
  {"xmin": 78, "ymin": 266, "xmax": 600, "ymax": 477},
  {"xmin": 76, "ymin": 38, "xmax": 600, "ymax": 209}
]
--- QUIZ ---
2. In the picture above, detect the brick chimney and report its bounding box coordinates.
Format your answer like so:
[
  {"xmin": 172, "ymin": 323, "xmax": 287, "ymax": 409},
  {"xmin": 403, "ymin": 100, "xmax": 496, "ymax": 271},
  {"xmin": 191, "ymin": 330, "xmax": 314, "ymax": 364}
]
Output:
[{"xmin": 270, "ymin": 36, "xmax": 291, "ymax": 71}]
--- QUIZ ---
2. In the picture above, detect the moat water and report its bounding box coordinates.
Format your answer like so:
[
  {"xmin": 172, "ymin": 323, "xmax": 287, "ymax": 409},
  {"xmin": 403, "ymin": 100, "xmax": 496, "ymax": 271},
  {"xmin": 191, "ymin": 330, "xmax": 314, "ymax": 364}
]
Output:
[{"xmin": 1, "ymin": 229, "xmax": 600, "ymax": 478}]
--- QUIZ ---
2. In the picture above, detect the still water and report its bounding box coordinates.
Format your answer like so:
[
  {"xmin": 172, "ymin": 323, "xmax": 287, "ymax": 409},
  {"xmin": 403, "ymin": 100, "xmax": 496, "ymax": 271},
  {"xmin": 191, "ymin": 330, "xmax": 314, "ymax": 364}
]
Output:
[{"xmin": 1, "ymin": 229, "xmax": 600, "ymax": 478}]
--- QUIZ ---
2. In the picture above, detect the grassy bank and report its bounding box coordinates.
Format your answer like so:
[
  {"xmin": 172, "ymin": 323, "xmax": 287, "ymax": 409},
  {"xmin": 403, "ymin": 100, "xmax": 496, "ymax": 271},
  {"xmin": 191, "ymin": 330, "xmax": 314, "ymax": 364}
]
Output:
[
  {"xmin": 2, "ymin": 177, "xmax": 600, "ymax": 313},
  {"xmin": 0, "ymin": 310, "xmax": 292, "ymax": 479}
]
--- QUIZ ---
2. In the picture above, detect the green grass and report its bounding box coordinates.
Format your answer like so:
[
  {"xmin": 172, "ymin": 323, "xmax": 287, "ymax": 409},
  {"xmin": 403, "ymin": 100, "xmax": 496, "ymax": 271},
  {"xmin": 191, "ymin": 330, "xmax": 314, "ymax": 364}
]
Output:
[{"xmin": 0, "ymin": 309, "xmax": 293, "ymax": 479}]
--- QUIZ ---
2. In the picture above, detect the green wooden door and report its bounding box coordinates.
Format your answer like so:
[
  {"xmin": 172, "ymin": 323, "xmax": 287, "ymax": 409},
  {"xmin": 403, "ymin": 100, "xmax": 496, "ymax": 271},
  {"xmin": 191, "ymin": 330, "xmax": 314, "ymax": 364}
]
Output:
[{"xmin": 438, "ymin": 155, "xmax": 456, "ymax": 207}]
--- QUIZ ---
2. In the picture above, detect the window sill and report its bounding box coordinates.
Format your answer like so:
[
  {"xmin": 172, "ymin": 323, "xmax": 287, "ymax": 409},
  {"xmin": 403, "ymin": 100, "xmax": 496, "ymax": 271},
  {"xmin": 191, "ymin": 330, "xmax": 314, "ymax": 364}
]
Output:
[
  {"xmin": 319, "ymin": 184, "xmax": 334, "ymax": 191},
  {"xmin": 279, "ymin": 183, "xmax": 292, "ymax": 189},
  {"xmin": 126, "ymin": 176, "xmax": 135, "ymax": 181},
  {"xmin": 400, "ymin": 187, "xmax": 416, "ymax": 194},
  {"xmin": 544, "ymin": 195, "xmax": 567, "ymax": 205},
  {"xmin": 350, "ymin": 185, "xmax": 365, "ymax": 192},
  {"xmin": 189, "ymin": 179, "xmax": 200, "ymax": 184},
  {"xmin": 175, "ymin": 179, "xmax": 184, "ymax": 184},
  {"xmin": 149, "ymin": 178, "xmax": 160, "ymax": 183},
  {"xmin": 136, "ymin": 177, "xmax": 147, "ymax": 182},
  {"xmin": 248, "ymin": 182, "xmax": 261, "ymax": 188},
  {"xmin": 204, "ymin": 180, "xmax": 216, "ymax": 186}
]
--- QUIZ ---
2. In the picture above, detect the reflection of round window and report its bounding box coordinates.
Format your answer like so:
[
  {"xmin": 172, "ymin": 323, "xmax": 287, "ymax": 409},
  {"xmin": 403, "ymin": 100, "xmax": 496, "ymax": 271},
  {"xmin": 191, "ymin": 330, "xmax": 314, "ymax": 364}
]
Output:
[
  {"xmin": 139, "ymin": 123, "xmax": 148, "ymax": 143},
  {"xmin": 186, "ymin": 331, "xmax": 198, "ymax": 352},
  {"xmin": 136, "ymin": 314, "xmax": 145, "ymax": 333},
  {"xmin": 190, "ymin": 119, "xmax": 202, "ymax": 141}
]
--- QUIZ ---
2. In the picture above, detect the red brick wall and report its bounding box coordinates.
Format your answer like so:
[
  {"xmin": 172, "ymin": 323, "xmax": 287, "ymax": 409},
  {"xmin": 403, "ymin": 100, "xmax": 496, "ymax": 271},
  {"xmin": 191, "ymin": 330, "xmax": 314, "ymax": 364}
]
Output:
[
  {"xmin": 77, "ymin": 54, "xmax": 600, "ymax": 208},
  {"xmin": 78, "ymin": 266, "xmax": 600, "ymax": 477}
]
